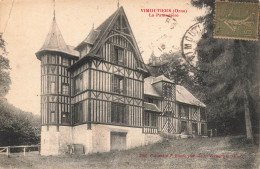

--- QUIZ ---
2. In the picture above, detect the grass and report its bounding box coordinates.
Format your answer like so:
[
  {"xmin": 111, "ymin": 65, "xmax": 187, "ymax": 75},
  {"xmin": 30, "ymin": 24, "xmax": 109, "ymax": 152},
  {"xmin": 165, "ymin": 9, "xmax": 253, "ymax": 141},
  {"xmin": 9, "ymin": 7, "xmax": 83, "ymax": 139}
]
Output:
[{"xmin": 0, "ymin": 136, "xmax": 259, "ymax": 169}]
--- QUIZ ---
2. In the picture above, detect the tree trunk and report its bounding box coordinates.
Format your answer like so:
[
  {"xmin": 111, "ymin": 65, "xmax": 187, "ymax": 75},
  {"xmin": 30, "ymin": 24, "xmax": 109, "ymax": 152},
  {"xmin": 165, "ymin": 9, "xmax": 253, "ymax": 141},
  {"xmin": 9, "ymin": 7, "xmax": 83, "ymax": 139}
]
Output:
[{"xmin": 243, "ymin": 90, "xmax": 253, "ymax": 140}]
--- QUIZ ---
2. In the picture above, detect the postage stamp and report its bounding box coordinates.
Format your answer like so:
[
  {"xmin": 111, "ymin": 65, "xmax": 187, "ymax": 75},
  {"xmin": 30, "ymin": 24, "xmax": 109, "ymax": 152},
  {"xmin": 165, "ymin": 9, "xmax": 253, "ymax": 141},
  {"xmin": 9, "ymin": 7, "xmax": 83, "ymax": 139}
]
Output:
[{"xmin": 214, "ymin": 1, "xmax": 259, "ymax": 41}]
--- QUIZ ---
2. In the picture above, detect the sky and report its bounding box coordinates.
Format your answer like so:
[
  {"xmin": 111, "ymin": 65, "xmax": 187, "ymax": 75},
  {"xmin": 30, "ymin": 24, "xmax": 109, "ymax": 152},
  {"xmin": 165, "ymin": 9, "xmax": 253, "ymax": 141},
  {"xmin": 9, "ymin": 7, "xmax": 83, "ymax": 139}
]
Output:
[{"xmin": 0, "ymin": 0, "xmax": 208, "ymax": 115}]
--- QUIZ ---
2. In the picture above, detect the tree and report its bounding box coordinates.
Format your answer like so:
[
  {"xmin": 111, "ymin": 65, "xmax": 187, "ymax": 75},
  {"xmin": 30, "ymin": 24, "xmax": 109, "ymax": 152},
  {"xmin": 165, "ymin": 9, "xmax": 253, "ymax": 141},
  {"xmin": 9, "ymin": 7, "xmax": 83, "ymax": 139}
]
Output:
[
  {"xmin": 0, "ymin": 99, "xmax": 40, "ymax": 146},
  {"xmin": 147, "ymin": 51, "xmax": 193, "ymax": 85},
  {"xmin": 0, "ymin": 34, "xmax": 40, "ymax": 146},
  {"xmin": 0, "ymin": 33, "xmax": 11, "ymax": 98},
  {"xmin": 191, "ymin": 0, "xmax": 259, "ymax": 140}
]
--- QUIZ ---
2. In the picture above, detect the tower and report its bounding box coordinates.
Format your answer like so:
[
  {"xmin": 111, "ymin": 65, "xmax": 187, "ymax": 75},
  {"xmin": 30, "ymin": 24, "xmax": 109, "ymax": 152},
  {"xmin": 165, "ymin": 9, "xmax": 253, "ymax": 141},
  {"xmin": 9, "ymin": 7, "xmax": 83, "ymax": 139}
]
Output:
[{"xmin": 36, "ymin": 16, "xmax": 79, "ymax": 155}]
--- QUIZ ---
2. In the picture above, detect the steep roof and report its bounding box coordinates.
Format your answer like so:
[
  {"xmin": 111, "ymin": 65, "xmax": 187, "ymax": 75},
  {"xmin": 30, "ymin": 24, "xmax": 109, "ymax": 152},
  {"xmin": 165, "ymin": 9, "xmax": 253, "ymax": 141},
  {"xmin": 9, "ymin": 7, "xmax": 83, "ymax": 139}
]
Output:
[
  {"xmin": 71, "ymin": 6, "xmax": 149, "ymax": 75},
  {"xmin": 75, "ymin": 29, "xmax": 101, "ymax": 49},
  {"xmin": 36, "ymin": 18, "xmax": 79, "ymax": 59},
  {"xmin": 176, "ymin": 85, "xmax": 206, "ymax": 107},
  {"xmin": 86, "ymin": 7, "xmax": 121, "ymax": 53},
  {"xmin": 144, "ymin": 76, "xmax": 161, "ymax": 97},
  {"xmin": 144, "ymin": 76, "xmax": 206, "ymax": 107},
  {"xmin": 74, "ymin": 8, "xmax": 119, "ymax": 52}
]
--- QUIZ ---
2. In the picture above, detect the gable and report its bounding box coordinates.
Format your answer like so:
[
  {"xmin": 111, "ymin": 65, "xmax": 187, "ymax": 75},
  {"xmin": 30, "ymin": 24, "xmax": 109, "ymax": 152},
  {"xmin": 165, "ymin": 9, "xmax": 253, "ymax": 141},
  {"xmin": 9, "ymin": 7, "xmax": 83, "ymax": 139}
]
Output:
[
  {"xmin": 72, "ymin": 7, "xmax": 149, "ymax": 75},
  {"xmin": 93, "ymin": 7, "xmax": 147, "ymax": 69}
]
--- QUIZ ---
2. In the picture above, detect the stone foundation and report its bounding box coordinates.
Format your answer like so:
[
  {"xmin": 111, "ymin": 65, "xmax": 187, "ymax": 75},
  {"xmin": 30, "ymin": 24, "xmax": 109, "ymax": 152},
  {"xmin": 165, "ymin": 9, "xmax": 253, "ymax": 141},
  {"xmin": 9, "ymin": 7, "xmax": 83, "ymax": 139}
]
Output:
[
  {"xmin": 40, "ymin": 126, "xmax": 73, "ymax": 155},
  {"xmin": 40, "ymin": 124, "xmax": 162, "ymax": 156}
]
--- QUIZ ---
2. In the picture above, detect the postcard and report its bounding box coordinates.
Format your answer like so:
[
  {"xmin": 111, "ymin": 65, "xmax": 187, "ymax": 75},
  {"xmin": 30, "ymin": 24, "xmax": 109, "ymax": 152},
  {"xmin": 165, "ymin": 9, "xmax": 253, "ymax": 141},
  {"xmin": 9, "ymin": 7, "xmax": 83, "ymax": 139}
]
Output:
[{"xmin": 0, "ymin": 0, "xmax": 259, "ymax": 168}]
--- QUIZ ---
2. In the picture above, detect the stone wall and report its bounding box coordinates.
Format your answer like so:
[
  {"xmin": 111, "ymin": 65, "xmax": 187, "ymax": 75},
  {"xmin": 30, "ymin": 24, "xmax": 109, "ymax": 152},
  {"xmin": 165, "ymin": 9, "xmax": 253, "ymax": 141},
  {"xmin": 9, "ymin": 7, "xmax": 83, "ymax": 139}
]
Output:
[
  {"xmin": 72, "ymin": 124, "xmax": 93, "ymax": 154},
  {"xmin": 41, "ymin": 124, "xmax": 163, "ymax": 155},
  {"xmin": 91, "ymin": 124, "xmax": 145, "ymax": 153}
]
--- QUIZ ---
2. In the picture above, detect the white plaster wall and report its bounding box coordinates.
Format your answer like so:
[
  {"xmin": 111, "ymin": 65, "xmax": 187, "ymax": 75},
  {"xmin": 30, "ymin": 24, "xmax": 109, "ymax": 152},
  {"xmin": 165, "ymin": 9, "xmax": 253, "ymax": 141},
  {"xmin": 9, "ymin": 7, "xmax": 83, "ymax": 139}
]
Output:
[
  {"xmin": 90, "ymin": 124, "xmax": 161, "ymax": 153},
  {"xmin": 41, "ymin": 126, "xmax": 72, "ymax": 156},
  {"xmin": 58, "ymin": 126, "xmax": 73, "ymax": 154},
  {"xmin": 91, "ymin": 124, "xmax": 110, "ymax": 153},
  {"xmin": 41, "ymin": 126, "xmax": 59, "ymax": 155},
  {"xmin": 41, "ymin": 124, "xmax": 163, "ymax": 156},
  {"xmin": 72, "ymin": 124, "xmax": 93, "ymax": 154}
]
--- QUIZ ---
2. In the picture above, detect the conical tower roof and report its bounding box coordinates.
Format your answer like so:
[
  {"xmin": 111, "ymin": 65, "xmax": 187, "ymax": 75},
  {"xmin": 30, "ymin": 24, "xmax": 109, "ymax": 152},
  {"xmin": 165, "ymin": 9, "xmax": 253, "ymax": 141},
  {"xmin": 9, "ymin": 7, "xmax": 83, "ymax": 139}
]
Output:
[
  {"xmin": 36, "ymin": 18, "xmax": 79, "ymax": 59},
  {"xmin": 41, "ymin": 18, "xmax": 68, "ymax": 51}
]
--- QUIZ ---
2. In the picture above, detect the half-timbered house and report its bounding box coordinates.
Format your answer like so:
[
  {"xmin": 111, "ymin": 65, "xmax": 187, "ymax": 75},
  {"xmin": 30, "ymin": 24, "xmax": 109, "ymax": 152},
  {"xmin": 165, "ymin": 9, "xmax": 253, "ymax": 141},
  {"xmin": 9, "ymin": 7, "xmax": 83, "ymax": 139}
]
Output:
[{"xmin": 36, "ymin": 6, "xmax": 207, "ymax": 156}]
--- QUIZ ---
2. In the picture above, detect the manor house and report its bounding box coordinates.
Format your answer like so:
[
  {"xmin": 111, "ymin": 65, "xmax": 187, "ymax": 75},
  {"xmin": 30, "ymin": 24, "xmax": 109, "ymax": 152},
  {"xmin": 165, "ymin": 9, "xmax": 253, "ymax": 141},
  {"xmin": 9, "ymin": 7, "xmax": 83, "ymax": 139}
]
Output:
[{"xmin": 36, "ymin": 6, "xmax": 207, "ymax": 155}]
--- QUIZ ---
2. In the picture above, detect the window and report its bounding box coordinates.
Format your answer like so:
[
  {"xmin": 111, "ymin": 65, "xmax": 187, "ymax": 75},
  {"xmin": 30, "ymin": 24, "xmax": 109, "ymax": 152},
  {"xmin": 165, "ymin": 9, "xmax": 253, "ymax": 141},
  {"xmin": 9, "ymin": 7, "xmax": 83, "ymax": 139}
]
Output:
[
  {"xmin": 146, "ymin": 97, "xmax": 159, "ymax": 107},
  {"xmin": 49, "ymin": 55, "xmax": 56, "ymax": 64},
  {"xmin": 200, "ymin": 108, "xmax": 206, "ymax": 121},
  {"xmin": 62, "ymin": 58, "xmax": 69, "ymax": 66},
  {"xmin": 179, "ymin": 104, "xmax": 189, "ymax": 119},
  {"xmin": 201, "ymin": 124, "xmax": 205, "ymax": 135},
  {"xmin": 147, "ymin": 98, "xmax": 153, "ymax": 103},
  {"xmin": 144, "ymin": 112, "xmax": 150, "ymax": 126},
  {"xmin": 74, "ymin": 74, "xmax": 83, "ymax": 95},
  {"xmin": 192, "ymin": 123, "xmax": 198, "ymax": 135},
  {"xmin": 181, "ymin": 121, "xmax": 187, "ymax": 133},
  {"xmin": 50, "ymin": 82, "xmax": 56, "ymax": 94},
  {"xmin": 49, "ymin": 103, "xmax": 56, "ymax": 123},
  {"xmin": 62, "ymin": 112, "xmax": 70, "ymax": 124},
  {"xmin": 50, "ymin": 111, "xmax": 55, "ymax": 123},
  {"xmin": 151, "ymin": 113, "xmax": 157, "ymax": 127},
  {"xmin": 112, "ymin": 75, "xmax": 124, "ymax": 94},
  {"xmin": 111, "ymin": 103, "xmax": 128, "ymax": 124},
  {"xmin": 74, "ymin": 102, "xmax": 83, "ymax": 123},
  {"xmin": 144, "ymin": 112, "xmax": 157, "ymax": 127},
  {"xmin": 49, "ymin": 75, "xmax": 56, "ymax": 94},
  {"xmin": 62, "ymin": 84, "xmax": 69, "ymax": 95},
  {"xmin": 114, "ymin": 46, "xmax": 124, "ymax": 65}
]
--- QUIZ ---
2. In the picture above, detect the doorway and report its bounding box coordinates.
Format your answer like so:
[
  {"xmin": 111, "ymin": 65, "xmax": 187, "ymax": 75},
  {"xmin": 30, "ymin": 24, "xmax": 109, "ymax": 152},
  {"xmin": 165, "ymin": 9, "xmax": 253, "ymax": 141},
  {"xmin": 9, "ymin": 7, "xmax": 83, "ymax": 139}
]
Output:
[{"xmin": 192, "ymin": 123, "xmax": 198, "ymax": 135}]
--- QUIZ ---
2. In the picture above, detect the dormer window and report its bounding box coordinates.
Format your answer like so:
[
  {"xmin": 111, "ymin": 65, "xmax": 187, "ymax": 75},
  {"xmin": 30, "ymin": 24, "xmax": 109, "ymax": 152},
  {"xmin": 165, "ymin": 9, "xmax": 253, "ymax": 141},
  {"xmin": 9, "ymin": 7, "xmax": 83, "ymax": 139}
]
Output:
[
  {"xmin": 114, "ymin": 46, "xmax": 124, "ymax": 65},
  {"xmin": 79, "ymin": 45, "xmax": 92, "ymax": 58}
]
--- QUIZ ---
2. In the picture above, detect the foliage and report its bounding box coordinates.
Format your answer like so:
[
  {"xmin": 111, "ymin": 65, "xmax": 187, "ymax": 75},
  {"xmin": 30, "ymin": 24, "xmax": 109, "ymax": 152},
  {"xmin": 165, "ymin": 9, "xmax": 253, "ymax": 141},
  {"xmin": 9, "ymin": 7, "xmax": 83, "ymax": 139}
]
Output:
[
  {"xmin": 0, "ymin": 34, "xmax": 11, "ymax": 98},
  {"xmin": 190, "ymin": 0, "xmax": 260, "ymax": 137},
  {"xmin": 0, "ymin": 98, "xmax": 41, "ymax": 146},
  {"xmin": 150, "ymin": 0, "xmax": 259, "ymax": 137},
  {"xmin": 147, "ymin": 52, "xmax": 192, "ymax": 85}
]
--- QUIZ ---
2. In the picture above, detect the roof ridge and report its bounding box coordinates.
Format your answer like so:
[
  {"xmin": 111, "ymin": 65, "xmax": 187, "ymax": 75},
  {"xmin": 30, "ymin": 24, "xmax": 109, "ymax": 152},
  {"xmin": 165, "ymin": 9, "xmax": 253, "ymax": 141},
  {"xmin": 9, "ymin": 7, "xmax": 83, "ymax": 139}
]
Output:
[{"xmin": 90, "ymin": 7, "xmax": 121, "ymax": 52}]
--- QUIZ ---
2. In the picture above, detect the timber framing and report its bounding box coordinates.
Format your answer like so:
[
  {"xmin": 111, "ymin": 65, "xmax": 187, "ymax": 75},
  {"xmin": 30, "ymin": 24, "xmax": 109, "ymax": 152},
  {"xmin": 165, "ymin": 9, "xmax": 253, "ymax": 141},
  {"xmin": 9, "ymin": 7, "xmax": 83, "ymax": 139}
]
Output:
[{"xmin": 37, "ymin": 6, "xmax": 208, "ymax": 157}]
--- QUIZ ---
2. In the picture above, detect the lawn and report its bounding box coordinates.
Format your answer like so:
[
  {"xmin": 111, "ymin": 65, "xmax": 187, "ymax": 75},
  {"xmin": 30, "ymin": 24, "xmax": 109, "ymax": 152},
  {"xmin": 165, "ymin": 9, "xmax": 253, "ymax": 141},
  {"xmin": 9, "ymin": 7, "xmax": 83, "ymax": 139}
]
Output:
[{"xmin": 0, "ymin": 136, "xmax": 259, "ymax": 169}]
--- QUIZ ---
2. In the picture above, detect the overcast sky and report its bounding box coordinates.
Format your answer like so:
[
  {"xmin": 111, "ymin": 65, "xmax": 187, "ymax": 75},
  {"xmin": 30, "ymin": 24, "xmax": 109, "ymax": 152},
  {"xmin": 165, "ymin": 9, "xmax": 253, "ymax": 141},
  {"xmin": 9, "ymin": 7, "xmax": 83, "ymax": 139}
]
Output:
[{"xmin": 0, "ymin": 0, "xmax": 208, "ymax": 115}]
